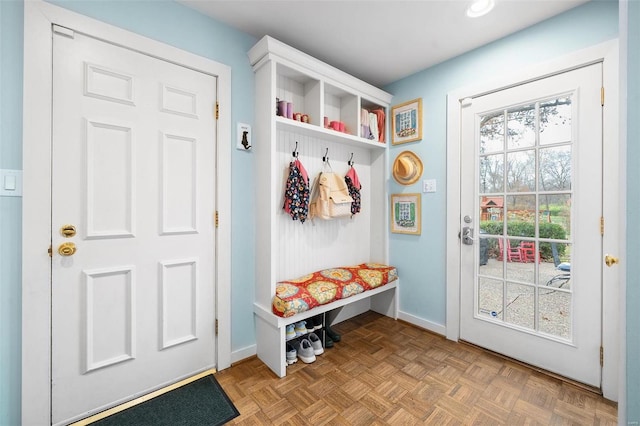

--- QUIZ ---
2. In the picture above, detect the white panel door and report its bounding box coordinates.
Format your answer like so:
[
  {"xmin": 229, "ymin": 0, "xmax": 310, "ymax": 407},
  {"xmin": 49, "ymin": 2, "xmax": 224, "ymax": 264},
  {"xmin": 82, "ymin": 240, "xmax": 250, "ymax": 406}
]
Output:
[
  {"xmin": 51, "ymin": 29, "xmax": 217, "ymax": 424},
  {"xmin": 460, "ymin": 64, "xmax": 603, "ymax": 387}
]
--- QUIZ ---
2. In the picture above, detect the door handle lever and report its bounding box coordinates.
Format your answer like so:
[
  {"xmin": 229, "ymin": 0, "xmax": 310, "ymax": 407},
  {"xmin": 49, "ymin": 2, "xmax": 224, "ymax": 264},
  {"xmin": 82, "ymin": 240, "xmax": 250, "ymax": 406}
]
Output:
[{"xmin": 462, "ymin": 226, "xmax": 474, "ymax": 245}]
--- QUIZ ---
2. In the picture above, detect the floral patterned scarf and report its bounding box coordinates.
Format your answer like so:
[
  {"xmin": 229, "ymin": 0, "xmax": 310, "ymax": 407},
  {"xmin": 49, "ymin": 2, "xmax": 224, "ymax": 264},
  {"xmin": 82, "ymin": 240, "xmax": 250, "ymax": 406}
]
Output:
[{"xmin": 283, "ymin": 159, "xmax": 310, "ymax": 223}]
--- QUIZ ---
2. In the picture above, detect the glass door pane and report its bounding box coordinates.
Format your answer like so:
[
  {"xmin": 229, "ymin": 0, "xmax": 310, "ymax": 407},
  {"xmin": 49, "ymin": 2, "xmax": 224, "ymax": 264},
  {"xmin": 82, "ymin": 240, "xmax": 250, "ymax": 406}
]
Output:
[{"xmin": 477, "ymin": 95, "xmax": 573, "ymax": 340}]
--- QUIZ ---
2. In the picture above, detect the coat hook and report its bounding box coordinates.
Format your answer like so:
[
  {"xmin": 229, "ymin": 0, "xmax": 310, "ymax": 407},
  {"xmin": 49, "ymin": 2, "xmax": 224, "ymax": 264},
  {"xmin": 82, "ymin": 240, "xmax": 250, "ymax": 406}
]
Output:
[
  {"xmin": 292, "ymin": 141, "xmax": 299, "ymax": 158},
  {"xmin": 323, "ymin": 148, "xmax": 329, "ymax": 163},
  {"xmin": 348, "ymin": 153, "xmax": 354, "ymax": 166}
]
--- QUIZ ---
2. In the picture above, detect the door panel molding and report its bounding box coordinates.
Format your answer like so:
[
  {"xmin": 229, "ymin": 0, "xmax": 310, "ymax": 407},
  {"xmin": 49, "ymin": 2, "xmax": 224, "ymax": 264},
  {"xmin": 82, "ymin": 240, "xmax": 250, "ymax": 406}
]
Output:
[
  {"xmin": 23, "ymin": 2, "xmax": 232, "ymax": 424},
  {"xmin": 446, "ymin": 40, "xmax": 619, "ymax": 400},
  {"xmin": 84, "ymin": 266, "xmax": 137, "ymax": 373}
]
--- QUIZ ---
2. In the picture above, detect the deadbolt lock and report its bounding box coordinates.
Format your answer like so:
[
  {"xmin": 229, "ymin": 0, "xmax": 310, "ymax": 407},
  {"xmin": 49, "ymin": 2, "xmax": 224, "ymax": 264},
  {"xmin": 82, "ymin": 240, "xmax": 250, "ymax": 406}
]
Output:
[
  {"xmin": 60, "ymin": 224, "xmax": 77, "ymax": 238},
  {"xmin": 58, "ymin": 242, "xmax": 77, "ymax": 257}
]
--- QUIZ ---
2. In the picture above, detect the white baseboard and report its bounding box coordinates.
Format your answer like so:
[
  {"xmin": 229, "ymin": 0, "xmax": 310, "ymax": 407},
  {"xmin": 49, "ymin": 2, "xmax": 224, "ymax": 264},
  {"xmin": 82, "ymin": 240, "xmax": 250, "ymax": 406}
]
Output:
[
  {"xmin": 229, "ymin": 344, "xmax": 256, "ymax": 366},
  {"xmin": 397, "ymin": 311, "xmax": 447, "ymax": 337}
]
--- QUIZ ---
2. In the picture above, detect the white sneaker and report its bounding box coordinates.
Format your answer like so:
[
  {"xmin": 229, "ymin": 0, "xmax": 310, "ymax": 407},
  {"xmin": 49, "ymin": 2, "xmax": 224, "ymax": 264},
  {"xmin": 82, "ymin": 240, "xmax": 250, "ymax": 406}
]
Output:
[
  {"xmin": 308, "ymin": 332, "xmax": 324, "ymax": 355},
  {"xmin": 296, "ymin": 338, "xmax": 316, "ymax": 363}
]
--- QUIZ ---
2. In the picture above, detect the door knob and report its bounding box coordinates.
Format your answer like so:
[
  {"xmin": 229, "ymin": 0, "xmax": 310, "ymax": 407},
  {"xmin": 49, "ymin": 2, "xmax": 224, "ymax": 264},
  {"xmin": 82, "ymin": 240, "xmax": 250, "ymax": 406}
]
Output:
[
  {"xmin": 604, "ymin": 254, "xmax": 619, "ymax": 267},
  {"xmin": 461, "ymin": 226, "xmax": 474, "ymax": 245},
  {"xmin": 58, "ymin": 242, "xmax": 77, "ymax": 257}
]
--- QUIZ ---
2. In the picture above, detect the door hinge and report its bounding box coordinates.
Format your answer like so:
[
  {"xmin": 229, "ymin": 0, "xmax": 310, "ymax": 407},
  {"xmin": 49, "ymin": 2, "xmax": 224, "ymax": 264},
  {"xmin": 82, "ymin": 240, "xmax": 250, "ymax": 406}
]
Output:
[
  {"xmin": 600, "ymin": 346, "xmax": 604, "ymax": 367},
  {"xmin": 601, "ymin": 87, "xmax": 605, "ymax": 106},
  {"xmin": 215, "ymin": 319, "xmax": 219, "ymax": 336},
  {"xmin": 48, "ymin": 245, "xmax": 52, "ymax": 257},
  {"xmin": 215, "ymin": 211, "xmax": 219, "ymax": 228},
  {"xmin": 215, "ymin": 102, "xmax": 219, "ymax": 120},
  {"xmin": 600, "ymin": 216, "xmax": 605, "ymax": 236}
]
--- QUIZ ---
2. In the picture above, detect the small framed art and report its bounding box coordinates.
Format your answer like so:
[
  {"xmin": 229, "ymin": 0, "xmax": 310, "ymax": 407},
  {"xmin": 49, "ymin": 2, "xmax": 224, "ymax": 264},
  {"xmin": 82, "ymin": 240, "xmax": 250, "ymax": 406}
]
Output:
[
  {"xmin": 391, "ymin": 193, "xmax": 421, "ymax": 235},
  {"xmin": 391, "ymin": 98, "xmax": 422, "ymax": 145}
]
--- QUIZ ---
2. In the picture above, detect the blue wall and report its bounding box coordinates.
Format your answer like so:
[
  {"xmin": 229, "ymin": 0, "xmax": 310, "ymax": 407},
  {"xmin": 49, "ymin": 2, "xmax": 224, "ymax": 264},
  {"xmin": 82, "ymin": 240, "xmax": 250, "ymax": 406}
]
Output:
[
  {"xmin": 384, "ymin": 0, "xmax": 618, "ymax": 331},
  {"xmin": 626, "ymin": 0, "xmax": 640, "ymax": 422},
  {"xmin": 1, "ymin": 0, "xmax": 635, "ymax": 424},
  {"xmin": 0, "ymin": 2, "xmax": 24, "ymax": 425}
]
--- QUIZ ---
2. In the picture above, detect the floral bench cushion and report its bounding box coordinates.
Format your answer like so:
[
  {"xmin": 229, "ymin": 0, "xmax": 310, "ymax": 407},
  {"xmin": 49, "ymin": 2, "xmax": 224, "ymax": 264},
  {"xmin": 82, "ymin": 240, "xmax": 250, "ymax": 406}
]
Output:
[{"xmin": 272, "ymin": 263, "xmax": 398, "ymax": 318}]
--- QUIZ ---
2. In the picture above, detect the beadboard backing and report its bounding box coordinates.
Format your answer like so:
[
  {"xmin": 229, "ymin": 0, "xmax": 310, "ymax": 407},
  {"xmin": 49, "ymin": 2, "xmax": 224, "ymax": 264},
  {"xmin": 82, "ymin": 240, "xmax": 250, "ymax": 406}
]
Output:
[
  {"xmin": 250, "ymin": 35, "xmax": 391, "ymax": 313},
  {"xmin": 275, "ymin": 131, "xmax": 381, "ymax": 281}
]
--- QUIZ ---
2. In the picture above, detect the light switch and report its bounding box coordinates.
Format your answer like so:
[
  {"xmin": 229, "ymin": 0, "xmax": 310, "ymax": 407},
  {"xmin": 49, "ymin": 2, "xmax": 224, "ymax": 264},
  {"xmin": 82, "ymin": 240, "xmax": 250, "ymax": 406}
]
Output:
[
  {"xmin": 4, "ymin": 175, "xmax": 16, "ymax": 191},
  {"xmin": 0, "ymin": 169, "xmax": 23, "ymax": 197},
  {"xmin": 423, "ymin": 179, "xmax": 436, "ymax": 193}
]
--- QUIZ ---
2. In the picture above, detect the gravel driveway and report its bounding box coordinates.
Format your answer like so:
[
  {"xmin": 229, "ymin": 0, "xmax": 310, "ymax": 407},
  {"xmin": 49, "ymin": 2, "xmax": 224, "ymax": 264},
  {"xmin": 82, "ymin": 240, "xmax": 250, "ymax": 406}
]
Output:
[{"xmin": 476, "ymin": 258, "xmax": 571, "ymax": 339}]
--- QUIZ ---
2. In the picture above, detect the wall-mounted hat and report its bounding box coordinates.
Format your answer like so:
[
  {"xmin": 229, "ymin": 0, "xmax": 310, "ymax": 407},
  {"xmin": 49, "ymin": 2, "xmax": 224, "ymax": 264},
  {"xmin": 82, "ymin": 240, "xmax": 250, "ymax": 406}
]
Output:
[{"xmin": 392, "ymin": 151, "xmax": 423, "ymax": 185}]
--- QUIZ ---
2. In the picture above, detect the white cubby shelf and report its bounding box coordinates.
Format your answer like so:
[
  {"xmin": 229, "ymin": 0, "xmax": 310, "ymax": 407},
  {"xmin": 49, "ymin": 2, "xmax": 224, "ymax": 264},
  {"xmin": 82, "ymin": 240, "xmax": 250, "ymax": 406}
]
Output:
[{"xmin": 249, "ymin": 35, "xmax": 396, "ymax": 377}]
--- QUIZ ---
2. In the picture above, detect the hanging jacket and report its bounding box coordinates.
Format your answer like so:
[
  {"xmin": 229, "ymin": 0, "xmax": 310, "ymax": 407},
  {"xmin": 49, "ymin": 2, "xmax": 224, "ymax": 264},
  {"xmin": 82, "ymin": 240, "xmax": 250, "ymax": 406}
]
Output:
[
  {"xmin": 283, "ymin": 159, "xmax": 310, "ymax": 223},
  {"xmin": 344, "ymin": 167, "xmax": 362, "ymax": 216}
]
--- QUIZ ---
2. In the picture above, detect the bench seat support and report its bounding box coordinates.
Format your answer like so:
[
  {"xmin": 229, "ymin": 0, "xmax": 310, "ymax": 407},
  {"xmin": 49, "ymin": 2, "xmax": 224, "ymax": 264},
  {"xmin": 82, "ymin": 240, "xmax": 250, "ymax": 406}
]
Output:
[{"xmin": 254, "ymin": 280, "xmax": 399, "ymax": 377}]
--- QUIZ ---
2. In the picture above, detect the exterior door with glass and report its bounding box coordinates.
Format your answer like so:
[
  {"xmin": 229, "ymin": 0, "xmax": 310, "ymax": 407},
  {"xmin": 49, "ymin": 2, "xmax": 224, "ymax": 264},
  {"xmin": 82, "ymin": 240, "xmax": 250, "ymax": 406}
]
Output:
[{"xmin": 459, "ymin": 63, "xmax": 603, "ymax": 387}]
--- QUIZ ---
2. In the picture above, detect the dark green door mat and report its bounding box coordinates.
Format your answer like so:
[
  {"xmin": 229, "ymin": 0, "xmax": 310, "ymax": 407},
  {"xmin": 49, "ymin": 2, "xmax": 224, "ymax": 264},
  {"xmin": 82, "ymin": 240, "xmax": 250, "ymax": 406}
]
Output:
[{"xmin": 92, "ymin": 374, "xmax": 239, "ymax": 426}]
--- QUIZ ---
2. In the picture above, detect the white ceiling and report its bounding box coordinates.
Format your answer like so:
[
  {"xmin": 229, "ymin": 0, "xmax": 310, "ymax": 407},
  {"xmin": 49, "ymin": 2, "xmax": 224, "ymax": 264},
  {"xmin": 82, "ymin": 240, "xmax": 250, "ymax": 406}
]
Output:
[{"xmin": 179, "ymin": 0, "xmax": 590, "ymax": 88}]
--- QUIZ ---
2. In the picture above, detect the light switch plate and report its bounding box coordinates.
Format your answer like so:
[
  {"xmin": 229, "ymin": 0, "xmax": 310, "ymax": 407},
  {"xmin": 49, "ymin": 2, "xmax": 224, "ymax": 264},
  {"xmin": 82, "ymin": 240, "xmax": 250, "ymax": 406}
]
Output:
[
  {"xmin": 423, "ymin": 179, "xmax": 436, "ymax": 193},
  {"xmin": 237, "ymin": 123, "xmax": 252, "ymax": 151},
  {"xmin": 0, "ymin": 169, "xmax": 22, "ymax": 197}
]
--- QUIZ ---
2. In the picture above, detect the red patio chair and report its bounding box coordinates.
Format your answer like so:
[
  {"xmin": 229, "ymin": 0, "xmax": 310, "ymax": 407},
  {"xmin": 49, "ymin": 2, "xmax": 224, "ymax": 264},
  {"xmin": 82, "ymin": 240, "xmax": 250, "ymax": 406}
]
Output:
[
  {"xmin": 498, "ymin": 239, "xmax": 522, "ymax": 262},
  {"xmin": 519, "ymin": 241, "xmax": 538, "ymax": 263}
]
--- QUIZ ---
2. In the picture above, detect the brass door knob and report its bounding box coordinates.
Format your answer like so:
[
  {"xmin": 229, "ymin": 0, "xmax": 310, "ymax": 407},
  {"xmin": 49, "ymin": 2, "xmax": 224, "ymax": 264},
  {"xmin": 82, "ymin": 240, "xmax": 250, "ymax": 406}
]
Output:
[
  {"xmin": 58, "ymin": 242, "xmax": 77, "ymax": 256},
  {"xmin": 604, "ymin": 254, "xmax": 619, "ymax": 267}
]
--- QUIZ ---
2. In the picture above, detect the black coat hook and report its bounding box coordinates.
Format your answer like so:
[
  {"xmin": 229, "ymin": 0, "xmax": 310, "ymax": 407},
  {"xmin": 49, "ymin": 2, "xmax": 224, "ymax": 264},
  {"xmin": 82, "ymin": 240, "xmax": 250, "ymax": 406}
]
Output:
[
  {"xmin": 292, "ymin": 141, "xmax": 299, "ymax": 158},
  {"xmin": 348, "ymin": 153, "xmax": 354, "ymax": 167},
  {"xmin": 323, "ymin": 148, "xmax": 329, "ymax": 163}
]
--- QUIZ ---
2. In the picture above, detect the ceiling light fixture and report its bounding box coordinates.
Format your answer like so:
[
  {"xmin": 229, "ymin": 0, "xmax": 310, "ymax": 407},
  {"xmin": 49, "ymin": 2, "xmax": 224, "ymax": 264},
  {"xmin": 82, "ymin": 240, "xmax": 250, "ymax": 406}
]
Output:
[{"xmin": 466, "ymin": 0, "xmax": 495, "ymax": 18}]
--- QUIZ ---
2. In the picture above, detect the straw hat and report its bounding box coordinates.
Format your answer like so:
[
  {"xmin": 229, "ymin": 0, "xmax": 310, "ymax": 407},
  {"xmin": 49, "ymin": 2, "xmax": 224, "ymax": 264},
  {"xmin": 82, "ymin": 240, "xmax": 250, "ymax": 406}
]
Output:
[{"xmin": 392, "ymin": 151, "xmax": 423, "ymax": 185}]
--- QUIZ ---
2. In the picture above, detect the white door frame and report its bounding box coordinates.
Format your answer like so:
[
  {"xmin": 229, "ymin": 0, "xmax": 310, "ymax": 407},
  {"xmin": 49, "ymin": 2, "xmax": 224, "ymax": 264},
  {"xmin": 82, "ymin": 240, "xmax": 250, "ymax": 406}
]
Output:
[
  {"xmin": 445, "ymin": 40, "xmax": 621, "ymax": 401},
  {"xmin": 22, "ymin": 2, "xmax": 232, "ymax": 424}
]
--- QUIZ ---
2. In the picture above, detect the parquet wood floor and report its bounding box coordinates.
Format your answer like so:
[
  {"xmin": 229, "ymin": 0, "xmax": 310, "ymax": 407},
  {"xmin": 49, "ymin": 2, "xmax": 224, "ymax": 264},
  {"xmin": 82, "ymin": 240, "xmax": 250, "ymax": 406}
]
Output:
[{"xmin": 216, "ymin": 311, "xmax": 617, "ymax": 425}]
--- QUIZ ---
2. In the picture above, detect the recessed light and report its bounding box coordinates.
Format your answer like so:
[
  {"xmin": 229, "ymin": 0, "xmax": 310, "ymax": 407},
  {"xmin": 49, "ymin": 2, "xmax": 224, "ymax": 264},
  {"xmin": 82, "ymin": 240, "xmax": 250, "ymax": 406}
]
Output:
[{"xmin": 466, "ymin": 0, "xmax": 495, "ymax": 18}]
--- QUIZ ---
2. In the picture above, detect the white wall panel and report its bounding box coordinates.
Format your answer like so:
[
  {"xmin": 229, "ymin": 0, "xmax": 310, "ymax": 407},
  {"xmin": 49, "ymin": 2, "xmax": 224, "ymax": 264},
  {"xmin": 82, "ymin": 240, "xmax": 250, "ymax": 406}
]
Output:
[
  {"xmin": 276, "ymin": 72, "xmax": 304, "ymax": 114},
  {"xmin": 275, "ymin": 129, "xmax": 372, "ymax": 281}
]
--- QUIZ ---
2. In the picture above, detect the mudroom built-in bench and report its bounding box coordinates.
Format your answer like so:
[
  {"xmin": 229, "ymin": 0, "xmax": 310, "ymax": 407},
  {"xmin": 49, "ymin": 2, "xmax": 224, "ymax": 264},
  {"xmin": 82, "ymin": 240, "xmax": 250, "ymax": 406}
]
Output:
[
  {"xmin": 255, "ymin": 264, "xmax": 399, "ymax": 377},
  {"xmin": 249, "ymin": 35, "xmax": 395, "ymax": 377}
]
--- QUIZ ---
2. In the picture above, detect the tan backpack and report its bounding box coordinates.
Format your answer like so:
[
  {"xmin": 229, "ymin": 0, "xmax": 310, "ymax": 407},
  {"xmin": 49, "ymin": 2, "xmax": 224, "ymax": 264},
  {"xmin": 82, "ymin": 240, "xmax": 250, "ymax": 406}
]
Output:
[{"xmin": 309, "ymin": 171, "xmax": 354, "ymax": 220}]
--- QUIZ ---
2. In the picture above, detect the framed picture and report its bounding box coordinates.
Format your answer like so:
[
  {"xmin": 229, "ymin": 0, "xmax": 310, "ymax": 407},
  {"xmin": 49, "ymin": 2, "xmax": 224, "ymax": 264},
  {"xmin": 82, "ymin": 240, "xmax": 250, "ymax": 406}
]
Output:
[
  {"xmin": 391, "ymin": 193, "xmax": 421, "ymax": 235},
  {"xmin": 391, "ymin": 98, "xmax": 422, "ymax": 145}
]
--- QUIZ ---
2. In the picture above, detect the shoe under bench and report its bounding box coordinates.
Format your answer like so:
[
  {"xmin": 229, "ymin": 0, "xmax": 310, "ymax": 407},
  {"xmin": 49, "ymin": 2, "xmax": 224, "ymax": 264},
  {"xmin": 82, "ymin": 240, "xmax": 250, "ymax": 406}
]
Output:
[{"xmin": 253, "ymin": 280, "xmax": 399, "ymax": 378}]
